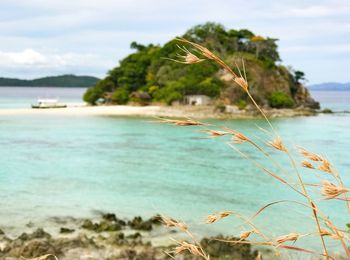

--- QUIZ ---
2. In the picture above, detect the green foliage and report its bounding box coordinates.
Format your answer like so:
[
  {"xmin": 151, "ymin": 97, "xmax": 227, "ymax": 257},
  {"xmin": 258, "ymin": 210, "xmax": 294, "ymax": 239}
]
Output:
[
  {"xmin": 268, "ymin": 91, "xmax": 294, "ymax": 108},
  {"xmin": 153, "ymin": 81, "xmax": 184, "ymax": 105},
  {"xmin": 111, "ymin": 88, "xmax": 129, "ymax": 104},
  {"xmin": 83, "ymin": 87, "xmax": 102, "ymax": 105},
  {"xmin": 148, "ymin": 85, "xmax": 159, "ymax": 96},
  {"xmin": 294, "ymin": 70, "xmax": 305, "ymax": 83},
  {"xmin": 235, "ymin": 99, "xmax": 247, "ymax": 110}
]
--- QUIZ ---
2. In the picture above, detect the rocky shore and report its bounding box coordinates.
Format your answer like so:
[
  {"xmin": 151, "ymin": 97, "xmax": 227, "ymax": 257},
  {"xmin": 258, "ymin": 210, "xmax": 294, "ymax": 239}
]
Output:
[{"xmin": 0, "ymin": 213, "xmax": 261, "ymax": 260}]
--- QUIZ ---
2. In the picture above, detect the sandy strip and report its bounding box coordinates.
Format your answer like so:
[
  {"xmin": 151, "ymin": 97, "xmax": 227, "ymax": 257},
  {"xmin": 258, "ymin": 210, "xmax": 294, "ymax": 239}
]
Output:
[
  {"xmin": 0, "ymin": 104, "xmax": 316, "ymax": 119},
  {"xmin": 0, "ymin": 105, "xmax": 165, "ymax": 116}
]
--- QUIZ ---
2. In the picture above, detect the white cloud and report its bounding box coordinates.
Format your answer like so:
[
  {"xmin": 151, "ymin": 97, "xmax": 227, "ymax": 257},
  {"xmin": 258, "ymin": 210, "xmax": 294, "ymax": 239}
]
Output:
[
  {"xmin": 282, "ymin": 44, "xmax": 350, "ymax": 54},
  {"xmin": 0, "ymin": 49, "xmax": 113, "ymax": 79},
  {"xmin": 0, "ymin": 49, "xmax": 100, "ymax": 67},
  {"xmin": 0, "ymin": 49, "xmax": 47, "ymax": 65},
  {"xmin": 289, "ymin": 2, "xmax": 350, "ymax": 18}
]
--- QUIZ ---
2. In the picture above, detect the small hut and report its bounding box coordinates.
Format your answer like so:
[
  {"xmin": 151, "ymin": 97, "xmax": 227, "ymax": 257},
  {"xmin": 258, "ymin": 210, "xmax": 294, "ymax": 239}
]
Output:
[{"xmin": 184, "ymin": 95, "xmax": 211, "ymax": 106}]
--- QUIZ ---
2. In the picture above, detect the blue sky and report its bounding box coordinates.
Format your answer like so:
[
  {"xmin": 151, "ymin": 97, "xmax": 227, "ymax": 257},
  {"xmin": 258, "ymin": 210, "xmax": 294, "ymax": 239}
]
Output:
[{"xmin": 0, "ymin": 0, "xmax": 349, "ymax": 84}]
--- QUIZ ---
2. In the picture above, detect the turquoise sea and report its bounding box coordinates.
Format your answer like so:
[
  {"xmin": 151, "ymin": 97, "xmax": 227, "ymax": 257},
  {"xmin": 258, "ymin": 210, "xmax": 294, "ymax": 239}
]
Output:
[{"xmin": 0, "ymin": 87, "xmax": 350, "ymax": 252}]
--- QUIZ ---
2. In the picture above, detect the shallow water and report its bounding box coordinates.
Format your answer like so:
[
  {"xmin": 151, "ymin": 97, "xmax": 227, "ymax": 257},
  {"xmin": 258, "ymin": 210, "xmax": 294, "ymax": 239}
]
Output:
[{"xmin": 0, "ymin": 87, "xmax": 349, "ymax": 252}]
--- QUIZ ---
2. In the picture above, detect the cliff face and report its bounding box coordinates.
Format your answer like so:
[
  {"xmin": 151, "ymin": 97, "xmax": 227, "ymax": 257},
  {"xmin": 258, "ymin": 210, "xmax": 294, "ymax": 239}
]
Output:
[
  {"xmin": 219, "ymin": 56, "xmax": 319, "ymax": 109},
  {"xmin": 293, "ymin": 83, "xmax": 320, "ymax": 109}
]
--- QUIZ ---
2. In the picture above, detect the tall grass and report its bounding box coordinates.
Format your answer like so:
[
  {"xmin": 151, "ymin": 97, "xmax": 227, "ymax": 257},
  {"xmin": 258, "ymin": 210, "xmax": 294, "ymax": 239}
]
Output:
[{"xmin": 159, "ymin": 38, "xmax": 350, "ymax": 259}]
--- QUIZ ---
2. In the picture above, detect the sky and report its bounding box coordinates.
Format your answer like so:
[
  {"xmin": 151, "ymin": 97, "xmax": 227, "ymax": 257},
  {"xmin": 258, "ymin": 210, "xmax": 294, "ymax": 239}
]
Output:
[{"xmin": 0, "ymin": 0, "xmax": 349, "ymax": 84}]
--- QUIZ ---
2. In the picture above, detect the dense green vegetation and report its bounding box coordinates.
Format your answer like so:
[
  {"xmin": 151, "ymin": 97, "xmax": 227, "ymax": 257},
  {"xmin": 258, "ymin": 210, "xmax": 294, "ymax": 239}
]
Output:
[
  {"xmin": 0, "ymin": 75, "xmax": 99, "ymax": 87},
  {"xmin": 84, "ymin": 22, "xmax": 318, "ymax": 109},
  {"xmin": 268, "ymin": 91, "xmax": 295, "ymax": 108}
]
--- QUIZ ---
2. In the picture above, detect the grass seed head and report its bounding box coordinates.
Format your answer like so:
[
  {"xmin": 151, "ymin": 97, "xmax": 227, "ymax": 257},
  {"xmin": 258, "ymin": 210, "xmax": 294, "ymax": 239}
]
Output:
[
  {"xmin": 166, "ymin": 44, "xmax": 205, "ymax": 64},
  {"xmin": 197, "ymin": 129, "xmax": 229, "ymax": 138},
  {"xmin": 301, "ymin": 160, "xmax": 315, "ymax": 169},
  {"xmin": 206, "ymin": 214, "xmax": 218, "ymax": 224},
  {"xmin": 268, "ymin": 137, "xmax": 286, "ymax": 152},
  {"xmin": 206, "ymin": 211, "xmax": 233, "ymax": 224},
  {"xmin": 175, "ymin": 242, "xmax": 205, "ymax": 258},
  {"xmin": 320, "ymin": 229, "xmax": 332, "ymax": 237},
  {"xmin": 299, "ymin": 148, "xmax": 323, "ymax": 162},
  {"xmin": 234, "ymin": 77, "xmax": 249, "ymax": 91},
  {"xmin": 240, "ymin": 230, "xmax": 254, "ymax": 240},
  {"xmin": 183, "ymin": 52, "xmax": 204, "ymax": 64},
  {"xmin": 318, "ymin": 160, "xmax": 333, "ymax": 173},
  {"xmin": 159, "ymin": 118, "xmax": 207, "ymax": 126},
  {"xmin": 162, "ymin": 216, "xmax": 188, "ymax": 232},
  {"xmin": 321, "ymin": 181, "xmax": 350, "ymax": 199},
  {"xmin": 231, "ymin": 132, "xmax": 249, "ymax": 144},
  {"xmin": 276, "ymin": 233, "xmax": 300, "ymax": 244}
]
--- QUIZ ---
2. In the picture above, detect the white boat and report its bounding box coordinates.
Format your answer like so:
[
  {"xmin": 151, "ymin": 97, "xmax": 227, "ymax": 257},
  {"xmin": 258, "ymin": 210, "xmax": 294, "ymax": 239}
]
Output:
[{"xmin": 31, "ymin": 98, "xmax": 67, "ymax": 109}]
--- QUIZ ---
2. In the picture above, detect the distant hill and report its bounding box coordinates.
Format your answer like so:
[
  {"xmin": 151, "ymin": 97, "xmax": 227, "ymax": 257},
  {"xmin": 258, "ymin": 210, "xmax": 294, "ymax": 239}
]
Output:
[
  {"xmin": 0, "ymin": 75, "xmax": 99, "ymax": 88},
  {"xmin": 308, "ymin": 82, "xmax": 350, "ymax": 91}
]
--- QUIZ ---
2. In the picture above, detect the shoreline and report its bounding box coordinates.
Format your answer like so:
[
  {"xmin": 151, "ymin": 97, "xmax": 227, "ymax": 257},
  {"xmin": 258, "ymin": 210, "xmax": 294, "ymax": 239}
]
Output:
[
  {"xmin": 0, "ymin": 213, "xmax": 263, "ymax": 260},
  {"xmin": 0, "ymin": 103, "xmax": 318, "ymax": 119}
]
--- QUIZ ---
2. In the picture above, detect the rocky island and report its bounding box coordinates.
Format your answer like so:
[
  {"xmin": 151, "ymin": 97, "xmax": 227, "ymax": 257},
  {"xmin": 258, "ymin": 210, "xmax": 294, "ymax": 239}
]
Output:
[{"xmin": 83, "ymin": 22, "xmax": 319, "ymax": 116}]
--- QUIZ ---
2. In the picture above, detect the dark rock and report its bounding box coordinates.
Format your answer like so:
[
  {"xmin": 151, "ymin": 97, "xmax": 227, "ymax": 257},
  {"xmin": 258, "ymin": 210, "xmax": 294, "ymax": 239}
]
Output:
[
  {"xmin": 102, "ymin": 213, "xmax": 126, "ymax": 226},
  {"xmin": 109, "ymin": 232, "xmax": 126, "ymax": 246},
  {"xmin": 322, "ymin": 108, "xmax": 333, "ymax": 114},
  {"xmin": 97, "ymin": 220, "xmax": 122, "ymax": 232},
  {"xmin": 150, "ymin": 214, "xmax": 162, "ymax": 225},
  {"xmin": 26, "ymin": 222, "xmax": 35, "ymax": 228},
  {"xmin": 128, "ymin": 216, "xmax": 152, "ymax": 231},
  {"xmin": 18, "ymin": 232, "xmax": 30, "ymax": 241},
  {"xmin": 126, "ymin": 232, "xmax": 142, "ymax": 239},
  {"xmin": 200, "ymin": 235, "xmax": 258, "ymax": 260},
  {"xmin": 117, "ymin": 219, "xmax": 127, "ymax": 226},
  {"xmin": 102, "ymin": 213, "xmax": 118, "ymax": 222},
  {"xmin": 120, "ymin": 248, "xmax": 137, "ymax": 259},
  {"xmin": 117, "ymin": 232, "xmax": 125, "ymax": 240},
  {"xmin": 18, "ymin": 228, "xmax": 51, "ymax": 241},
  {"xmin": 81, "ymin": 219, "xmax": 98, "ymax": 231},
  {"xmin": 52, "ymin": 234, "xmax": 97, "ymax": 250},
  {"xmin": 16, "ymin": 240, "xmax": 59, "ymax": 258},
  {"xmin": 31, "ymin": 228, "xmax": 51, "ymax": 239},
  {"xmin": 0, "ymin": 228, "xmax": 4, "ymax": 235},
  {"xmin": 59, "ymin": 227, "xmax": 75, "ymax": 234}
]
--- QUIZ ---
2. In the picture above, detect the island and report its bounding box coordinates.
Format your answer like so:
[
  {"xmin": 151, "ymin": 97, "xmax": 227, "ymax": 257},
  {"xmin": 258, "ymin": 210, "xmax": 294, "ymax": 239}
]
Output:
[
  {"xmin": 83, "ymin": 22, "xmax": 320, "ymax": 114},
  {"xmin": 0, "ymin": 74, "xmax": 99, "ymax": 88}
]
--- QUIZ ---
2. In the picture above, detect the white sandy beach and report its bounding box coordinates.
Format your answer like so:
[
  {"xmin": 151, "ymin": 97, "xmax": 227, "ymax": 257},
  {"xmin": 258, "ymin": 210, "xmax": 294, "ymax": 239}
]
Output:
[
  {"xmin": 0, "ymin": 103, "xmax": 316, "ymax": 119},
  {"xmin": 0, "ymin": 103, "xmax": 227, "ymax": 118},
  {"xmin": 0, "ymin": 104, "xmax": 165, "ymax": 116}
]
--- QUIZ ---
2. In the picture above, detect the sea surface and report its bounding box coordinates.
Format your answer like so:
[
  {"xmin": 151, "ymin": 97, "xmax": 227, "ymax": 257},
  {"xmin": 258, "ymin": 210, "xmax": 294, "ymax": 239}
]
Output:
[{"xmin": 0, "ymin": 87, "xmax": 350, "ymax": 252}]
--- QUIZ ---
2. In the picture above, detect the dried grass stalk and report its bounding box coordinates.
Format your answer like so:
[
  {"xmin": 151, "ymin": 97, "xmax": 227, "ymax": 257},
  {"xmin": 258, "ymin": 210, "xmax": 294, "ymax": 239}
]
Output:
[{"xmin": 21, "ymin": 255, "xmax": 58, "ymax": 260}]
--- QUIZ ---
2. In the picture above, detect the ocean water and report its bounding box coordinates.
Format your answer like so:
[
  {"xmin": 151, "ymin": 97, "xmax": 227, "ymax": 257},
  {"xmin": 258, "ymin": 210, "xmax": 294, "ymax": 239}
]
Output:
[
  {"xmin": 0, "ymin": 87, "xmax": 86, "ymax": 108},
  {"xmin": 0, "ymin": 87, "xmax": 350, "ymax": 252}
]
